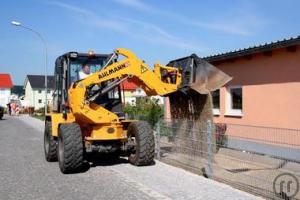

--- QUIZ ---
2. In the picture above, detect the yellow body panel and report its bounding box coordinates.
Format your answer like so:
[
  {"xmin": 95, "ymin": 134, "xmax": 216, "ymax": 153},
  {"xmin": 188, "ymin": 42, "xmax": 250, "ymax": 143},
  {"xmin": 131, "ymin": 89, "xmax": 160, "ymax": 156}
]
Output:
[
  {"xmin": 49, "ymin": 113, "xmax": 75, "ymax": 137},
  {"xmin": 86, "ymin": 124, "xmax": 126, "ymax": 141}
]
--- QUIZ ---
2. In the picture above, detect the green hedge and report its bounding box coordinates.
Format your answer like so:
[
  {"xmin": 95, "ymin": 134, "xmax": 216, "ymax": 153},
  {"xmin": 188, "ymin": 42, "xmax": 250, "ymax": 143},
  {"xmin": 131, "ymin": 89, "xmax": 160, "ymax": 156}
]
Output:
[{"xmin": 123, "ymin": 97, "xmax": 164, "ymax": 127}]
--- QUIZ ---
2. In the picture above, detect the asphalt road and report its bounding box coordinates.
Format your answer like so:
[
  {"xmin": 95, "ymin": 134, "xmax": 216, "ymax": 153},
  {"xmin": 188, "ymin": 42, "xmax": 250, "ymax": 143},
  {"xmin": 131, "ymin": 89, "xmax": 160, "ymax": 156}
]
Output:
[{"xmin": 0, "ymin": 115, "xmax": 261, "ymax": 200}]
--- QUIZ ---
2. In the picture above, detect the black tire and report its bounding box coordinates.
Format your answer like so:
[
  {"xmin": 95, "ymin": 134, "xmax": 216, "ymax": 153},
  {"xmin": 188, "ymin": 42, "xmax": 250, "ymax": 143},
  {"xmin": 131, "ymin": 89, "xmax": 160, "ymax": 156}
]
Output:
[
  {"xmin": 44, "ymin": 121, "xmax": 57, "ymax": 162},
  {"xmin": 127, "ymin": 121, "xmax": 155, "ymax": 166},
  {"xmin": 58, "ymin": 123, "xmax": 84, "ymax": 174}
]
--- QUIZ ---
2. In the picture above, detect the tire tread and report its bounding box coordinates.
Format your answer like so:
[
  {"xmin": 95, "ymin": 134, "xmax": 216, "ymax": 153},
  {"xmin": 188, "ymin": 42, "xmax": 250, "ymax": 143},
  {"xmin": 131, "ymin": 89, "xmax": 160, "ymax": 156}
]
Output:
[
  {"xmin": 58, "ymin": 123, "xmax": 83, "ymax": 173},
  {"xmin": 128, "ymin": 121, "xmax": 154, "ymax": 166},
  {"xmin": 44, "ymin": 121, "xmax": 57, "ymax": 162}
]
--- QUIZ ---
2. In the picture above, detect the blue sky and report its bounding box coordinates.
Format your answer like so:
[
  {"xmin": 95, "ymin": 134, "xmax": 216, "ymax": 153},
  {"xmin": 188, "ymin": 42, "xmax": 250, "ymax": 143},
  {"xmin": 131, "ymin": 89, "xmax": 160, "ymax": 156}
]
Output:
[{"xmin": 0, "ymin": 0, "xmax": 299, "ymax": 85}]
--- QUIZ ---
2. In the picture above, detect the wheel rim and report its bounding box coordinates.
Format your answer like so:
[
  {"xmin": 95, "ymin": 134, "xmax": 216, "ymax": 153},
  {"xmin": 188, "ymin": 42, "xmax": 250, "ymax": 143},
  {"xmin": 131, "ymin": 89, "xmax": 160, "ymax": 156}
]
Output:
[{"xmin": 128, "ymin": 134, "xmax": 137, "ymax": 160}]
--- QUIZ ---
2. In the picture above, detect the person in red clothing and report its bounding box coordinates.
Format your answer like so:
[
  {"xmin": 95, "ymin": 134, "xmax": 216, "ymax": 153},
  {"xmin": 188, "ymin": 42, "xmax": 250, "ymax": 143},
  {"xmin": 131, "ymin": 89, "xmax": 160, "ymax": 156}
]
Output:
[
  {"xmin": 10, "ymin": 102, "xmax": 16, "ymax": 115},
  {"xmin": 15, "ymin": 105, "xmax": 20, "ymax": 116}
]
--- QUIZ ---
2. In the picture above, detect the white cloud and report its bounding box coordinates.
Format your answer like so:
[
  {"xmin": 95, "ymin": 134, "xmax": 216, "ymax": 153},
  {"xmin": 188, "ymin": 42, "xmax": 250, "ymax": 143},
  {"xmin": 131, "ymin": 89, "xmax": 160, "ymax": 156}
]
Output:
[
  {"xmin": 48, "ymin": 1, "xmax": 91, "ymax": 16},
  {"xmin": 114, "ymin": 0, "xmax": 152, "ymax": 11},
  {"xmin": 47, "ymin": 1, "xmax": 204, "ymax": 52},
  {"xmin": 123, "ymin": 18, "xmax": 203, "ymax": 51},
  {"xmin": 113, "ymin": 0, "xmax": 266, "ymax": 36},
  {"xmin": 47, "ymin": 1, "xmax": 129, "ymax": 34}
]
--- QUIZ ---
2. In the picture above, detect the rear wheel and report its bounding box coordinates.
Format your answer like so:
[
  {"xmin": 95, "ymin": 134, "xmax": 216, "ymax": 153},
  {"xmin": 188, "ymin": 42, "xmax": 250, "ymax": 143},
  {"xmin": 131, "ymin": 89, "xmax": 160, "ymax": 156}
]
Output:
[
  {"xmin": 127, "ymin": 121, "xmax": 155, "ymax": 166},
  {"xmin": 58, "ymin": 123, "xmax": 84, "ymax": 174},
  {"xmin": 44, "ymin": 121, "xmax": 57, "ymax": 162}
]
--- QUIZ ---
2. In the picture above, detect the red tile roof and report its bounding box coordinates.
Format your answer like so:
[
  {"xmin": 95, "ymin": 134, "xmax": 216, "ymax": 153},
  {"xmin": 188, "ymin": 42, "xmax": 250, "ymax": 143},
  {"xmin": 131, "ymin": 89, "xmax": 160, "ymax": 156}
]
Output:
[
  {"xmin": 0, "ymin": 74, "xmax": 13, "ymax": 88},
  {"xmin": 121, "ymin": 79, "xmax": 138, "ymax": 90}
]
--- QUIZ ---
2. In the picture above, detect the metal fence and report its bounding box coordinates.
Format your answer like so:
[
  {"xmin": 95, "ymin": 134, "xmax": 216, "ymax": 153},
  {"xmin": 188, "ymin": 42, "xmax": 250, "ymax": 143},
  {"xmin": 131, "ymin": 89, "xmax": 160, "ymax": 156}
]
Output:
[{"xmin": 154, "ymin": 119, "xmax": 300, "ymax": 199}]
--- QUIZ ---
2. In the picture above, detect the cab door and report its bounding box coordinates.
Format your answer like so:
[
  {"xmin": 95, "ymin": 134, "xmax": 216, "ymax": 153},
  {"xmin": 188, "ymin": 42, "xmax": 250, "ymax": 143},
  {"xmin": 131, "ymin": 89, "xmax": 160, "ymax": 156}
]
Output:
[{"xmin": 52, "ymin": 58, "xmax": 64, "ymax": 112}]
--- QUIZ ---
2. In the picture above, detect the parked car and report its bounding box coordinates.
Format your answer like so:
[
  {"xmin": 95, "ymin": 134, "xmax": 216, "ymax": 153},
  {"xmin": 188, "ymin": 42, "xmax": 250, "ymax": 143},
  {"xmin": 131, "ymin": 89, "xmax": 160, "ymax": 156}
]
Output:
[{"xmin": 0, "ymin": 106, "xmax": 4, "ymax": 119}]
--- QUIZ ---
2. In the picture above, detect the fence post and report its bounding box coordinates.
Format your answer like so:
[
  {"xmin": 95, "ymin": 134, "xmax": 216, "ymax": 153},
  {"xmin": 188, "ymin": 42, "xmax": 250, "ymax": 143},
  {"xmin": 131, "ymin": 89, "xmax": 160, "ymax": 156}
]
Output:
[
  {"xmin": 206, "ymin": 120, "xmax": 213, "ymax": 178},
  {"xmin": 156, "ymin": 120, "xmax": 161, "ymax": 160}
]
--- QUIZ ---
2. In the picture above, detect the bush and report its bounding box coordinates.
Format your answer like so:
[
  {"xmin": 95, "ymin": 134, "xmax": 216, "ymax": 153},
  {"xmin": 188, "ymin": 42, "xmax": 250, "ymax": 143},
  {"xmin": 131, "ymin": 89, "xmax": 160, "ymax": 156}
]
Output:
[
  {"xmin": 34, "ymin": 106, "xmax": 51, "ymax": 114},
  {"xmin": 123, "ymin": 97, "xmax": 164, "ymax": 127},
  {"xmin": 35, "ymin": 107, "xmax": 45, "ymax": 114}
]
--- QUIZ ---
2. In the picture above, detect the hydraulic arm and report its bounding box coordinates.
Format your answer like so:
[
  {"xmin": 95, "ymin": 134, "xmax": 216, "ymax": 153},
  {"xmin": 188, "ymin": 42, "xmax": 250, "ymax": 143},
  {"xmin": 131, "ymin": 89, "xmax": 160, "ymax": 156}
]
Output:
[{"xmin": 68, "ymin": 48, "xmax": 182, "ymax": 124}]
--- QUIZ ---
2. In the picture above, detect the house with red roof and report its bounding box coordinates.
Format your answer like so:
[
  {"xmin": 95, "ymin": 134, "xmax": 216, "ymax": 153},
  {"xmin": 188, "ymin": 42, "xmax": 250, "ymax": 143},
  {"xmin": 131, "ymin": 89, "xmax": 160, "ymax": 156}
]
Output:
[
  {"xmin": 0, "ymin": 74, "xmax": 13, "ymax": 107},
  {"xmin": 120, "ymin": 79, "xmax": 144, "ymax": 105},
  {"xmin": 120, "ymin": 79, "xmax": 164, "ymax": 105}
]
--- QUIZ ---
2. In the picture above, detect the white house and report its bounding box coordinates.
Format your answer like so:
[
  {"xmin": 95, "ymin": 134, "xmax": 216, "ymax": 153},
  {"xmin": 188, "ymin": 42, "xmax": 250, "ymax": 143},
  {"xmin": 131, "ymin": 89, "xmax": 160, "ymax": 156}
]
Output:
[
  {"xmin": 132, "ymin": 87, "xmax": 164, "ymax": 105},
  {"xmin": 24, "ymin": 75, "xmax": 54, "ymax": 110},
  {"xmin": 0, "ymin": 74, "xmax": 13, "ymax": 107}
]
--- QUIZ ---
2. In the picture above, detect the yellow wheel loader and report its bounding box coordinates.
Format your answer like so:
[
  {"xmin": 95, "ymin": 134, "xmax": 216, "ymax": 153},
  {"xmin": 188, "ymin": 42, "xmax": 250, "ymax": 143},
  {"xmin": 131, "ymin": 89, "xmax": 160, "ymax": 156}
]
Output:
[{"xmin": 44, "ymin": 48, "xmax": 231, "ymax": 174}]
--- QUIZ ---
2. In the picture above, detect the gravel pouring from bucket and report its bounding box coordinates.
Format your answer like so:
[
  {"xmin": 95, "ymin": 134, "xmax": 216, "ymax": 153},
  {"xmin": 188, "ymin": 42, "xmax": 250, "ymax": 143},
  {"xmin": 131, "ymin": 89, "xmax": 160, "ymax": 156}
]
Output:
[
  {"xmin": 167, "ymin": 54, "xmax": 232, "ymax": 94},
  {"xmin": 165, "ymin": 54, "xmax": 232, "ymax": 166}
]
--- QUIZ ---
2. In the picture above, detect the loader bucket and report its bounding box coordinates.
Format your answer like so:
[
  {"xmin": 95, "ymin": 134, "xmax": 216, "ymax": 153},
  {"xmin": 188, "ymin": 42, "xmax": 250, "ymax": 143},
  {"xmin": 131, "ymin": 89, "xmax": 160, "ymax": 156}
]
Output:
[{"xmin": 167, "ymin": 54, "xmax": 232, "ymax": 94}]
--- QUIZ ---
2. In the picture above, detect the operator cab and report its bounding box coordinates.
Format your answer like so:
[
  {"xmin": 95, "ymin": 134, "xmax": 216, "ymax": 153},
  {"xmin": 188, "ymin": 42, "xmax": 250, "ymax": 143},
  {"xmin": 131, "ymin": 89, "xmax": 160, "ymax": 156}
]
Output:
[{"xmin": 52, "ymin": 51, "xmax": 124, "ymax": 117}]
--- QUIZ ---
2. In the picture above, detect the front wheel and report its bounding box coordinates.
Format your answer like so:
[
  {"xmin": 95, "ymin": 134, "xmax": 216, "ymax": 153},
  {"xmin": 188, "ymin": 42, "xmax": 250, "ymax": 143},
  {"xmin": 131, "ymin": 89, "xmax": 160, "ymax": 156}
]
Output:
[
  {"xmin": 127, "ymin": 121, "xmax": 155, "ymax": 166},
  {"xmin": 58, "ymin": 123, "xmax": 84, "ymax": 174}
]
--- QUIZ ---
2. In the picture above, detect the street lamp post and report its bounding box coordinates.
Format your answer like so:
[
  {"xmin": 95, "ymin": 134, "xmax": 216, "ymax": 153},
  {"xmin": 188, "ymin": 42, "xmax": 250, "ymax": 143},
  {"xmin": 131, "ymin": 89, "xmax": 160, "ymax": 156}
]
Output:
[{"xmin": 11, "ymin": 21, "xmax": 48, "ymax": 115}]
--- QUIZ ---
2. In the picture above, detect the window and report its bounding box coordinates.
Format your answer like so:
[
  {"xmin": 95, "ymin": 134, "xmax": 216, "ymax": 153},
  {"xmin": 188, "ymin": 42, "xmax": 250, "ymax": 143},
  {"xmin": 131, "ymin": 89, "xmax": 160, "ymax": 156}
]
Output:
[
  {"xmin": 38, "ymin": 90, "xmax": 42, "ymax": 93},
  {"xmin": 226, "ymin": 86, "xmax": 243, "ymax": 116},
  {"xmin": 212, "ymin": 90, "xmax": 220, "ymax": 115},
  {"xmin": 47, "ymin": 90, "xmax": 51, "ymax": 94},
  {"xmin": 38, "ymin": 99, "xmax": 42, "ymax": 103},
  {"xmin": 69, "ymin": 58, "xmax": 107, "ymax": 83},
  {"xmin": 231, "ymin": 88, "xmax": 242, "ymax": 110}
]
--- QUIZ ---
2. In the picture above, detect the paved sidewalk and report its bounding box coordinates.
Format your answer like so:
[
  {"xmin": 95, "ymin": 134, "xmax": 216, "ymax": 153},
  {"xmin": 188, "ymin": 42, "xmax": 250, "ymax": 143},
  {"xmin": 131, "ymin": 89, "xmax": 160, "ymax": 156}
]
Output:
[{"xmin": 159, "ymin": 136, "xmax": 300, "ymax": 199}]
